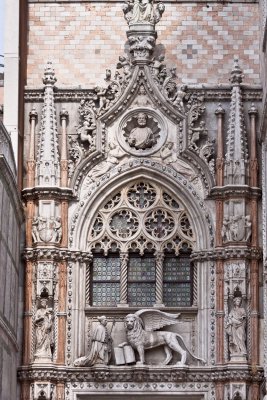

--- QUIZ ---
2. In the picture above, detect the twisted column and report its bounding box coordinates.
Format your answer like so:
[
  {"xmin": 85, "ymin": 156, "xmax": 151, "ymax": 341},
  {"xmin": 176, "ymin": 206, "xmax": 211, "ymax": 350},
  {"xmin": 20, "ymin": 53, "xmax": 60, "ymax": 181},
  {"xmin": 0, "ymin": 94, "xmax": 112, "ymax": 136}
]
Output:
[
  {"xmin": 60, "ymin": 109, "xmax": 69, "ymax": 187},
  {"xmin": 248, "ymin": 103, "xmax": 258, "ymax": 187},
  {"xmin": 155, "ymin": 252, "xmax": 164, "ymax": 306},
  {"xmin": 119, "ymin": 252, "xmax": 129, "ymax": 305}
]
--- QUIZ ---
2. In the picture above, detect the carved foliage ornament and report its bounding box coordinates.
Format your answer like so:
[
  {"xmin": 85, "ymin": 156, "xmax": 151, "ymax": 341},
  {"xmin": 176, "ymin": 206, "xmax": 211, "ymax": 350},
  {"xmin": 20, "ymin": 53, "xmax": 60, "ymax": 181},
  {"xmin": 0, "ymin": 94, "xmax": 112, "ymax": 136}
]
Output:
[{"xmin": 122, "ymin": 0, "xmax": 165, "ymax": 26}]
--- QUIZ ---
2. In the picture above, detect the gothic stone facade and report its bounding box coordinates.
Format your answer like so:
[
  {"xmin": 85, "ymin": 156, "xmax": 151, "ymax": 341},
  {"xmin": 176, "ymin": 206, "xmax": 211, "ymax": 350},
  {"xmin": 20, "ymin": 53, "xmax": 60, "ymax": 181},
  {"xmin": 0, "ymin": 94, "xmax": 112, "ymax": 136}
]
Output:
[{"xmin": 20, "ymin": 1, "xmax": 265, "ymax": 399}]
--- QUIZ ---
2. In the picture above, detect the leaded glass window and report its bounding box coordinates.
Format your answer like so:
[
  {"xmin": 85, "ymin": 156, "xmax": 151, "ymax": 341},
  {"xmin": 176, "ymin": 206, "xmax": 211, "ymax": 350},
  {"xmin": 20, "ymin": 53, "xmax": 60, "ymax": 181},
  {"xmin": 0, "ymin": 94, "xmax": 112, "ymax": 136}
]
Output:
[
  {"xmin": 91, "ymin": 254, "xmax": 120, "ymax": 306},
  {"xmin": 163, "ymin": 249, "xmax": 192, "ymax": 307},
  {"xmin": 128, "ymin": 253, "xmax": 156, "ymax": 306}
]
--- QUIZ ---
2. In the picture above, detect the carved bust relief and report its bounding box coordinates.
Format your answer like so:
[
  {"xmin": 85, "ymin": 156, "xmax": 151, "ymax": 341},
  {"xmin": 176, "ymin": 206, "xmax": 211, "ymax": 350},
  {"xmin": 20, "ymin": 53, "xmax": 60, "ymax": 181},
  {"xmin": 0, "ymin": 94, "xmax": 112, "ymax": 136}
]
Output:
[{"xmin": 118, "ymin": 109, "xmax": 167, "ymax": 156}]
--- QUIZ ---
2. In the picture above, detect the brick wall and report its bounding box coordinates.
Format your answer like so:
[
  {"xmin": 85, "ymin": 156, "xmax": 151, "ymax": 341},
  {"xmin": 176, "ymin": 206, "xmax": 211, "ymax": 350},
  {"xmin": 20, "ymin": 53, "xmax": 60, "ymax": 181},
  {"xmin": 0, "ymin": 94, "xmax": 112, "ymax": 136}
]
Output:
[{"xmin": 27, "ymin": 2, "xmax": 260, "ymax": 86}]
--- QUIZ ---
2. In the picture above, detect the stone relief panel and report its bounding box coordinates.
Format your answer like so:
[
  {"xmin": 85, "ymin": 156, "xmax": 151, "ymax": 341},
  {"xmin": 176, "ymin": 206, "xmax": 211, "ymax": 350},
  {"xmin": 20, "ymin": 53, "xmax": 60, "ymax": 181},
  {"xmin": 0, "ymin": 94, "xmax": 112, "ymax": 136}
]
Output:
[
  {"xmin": 33, "ymin": 298, "xmax": 54, "ymax": 362},
  {"xmin": 75, "ymin": 311, "xmax": 200, "ymax": 368}
]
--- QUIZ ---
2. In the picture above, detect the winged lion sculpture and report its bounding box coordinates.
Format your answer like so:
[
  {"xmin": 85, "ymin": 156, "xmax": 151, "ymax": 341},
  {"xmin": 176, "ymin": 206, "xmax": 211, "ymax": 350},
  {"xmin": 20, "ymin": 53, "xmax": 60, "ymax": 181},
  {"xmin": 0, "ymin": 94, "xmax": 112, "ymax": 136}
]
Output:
[{"xmin": 119, "ymin": 309, "xmax": 206, "ymax": 366}]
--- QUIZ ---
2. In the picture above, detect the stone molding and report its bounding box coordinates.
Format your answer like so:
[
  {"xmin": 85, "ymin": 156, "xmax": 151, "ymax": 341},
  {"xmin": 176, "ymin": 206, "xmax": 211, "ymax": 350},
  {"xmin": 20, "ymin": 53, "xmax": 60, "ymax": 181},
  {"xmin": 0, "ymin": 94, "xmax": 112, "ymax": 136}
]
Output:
[
  {"xmin": 23, "ymin": 248, "xmax": 92, "ymax": 262},
  {"xmin": 191, "ymin": 247, "xmax": 262, "ymax": 261},
  {"xmin": 17, "ymin": 365, "xmax": 264, "ymax": 383},
  {"xmin": 24, "ymin": 86, "xmax": 262, "ymax": 103},
  {"xmin": 210, "ymin": 185, "xmax": 261, "ymax": 200},
  {"xmin": 22, "ymin": 186, "xmax": 75, "ymax": 201}
]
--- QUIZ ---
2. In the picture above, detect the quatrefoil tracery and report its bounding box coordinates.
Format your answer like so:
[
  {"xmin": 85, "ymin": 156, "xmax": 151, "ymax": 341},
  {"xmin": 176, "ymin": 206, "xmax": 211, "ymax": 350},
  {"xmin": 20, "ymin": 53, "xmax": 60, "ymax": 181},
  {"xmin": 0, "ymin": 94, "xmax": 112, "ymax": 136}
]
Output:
[{"xmin": 87, "ymin": 180, "xmax": 195, "ymax": 253}]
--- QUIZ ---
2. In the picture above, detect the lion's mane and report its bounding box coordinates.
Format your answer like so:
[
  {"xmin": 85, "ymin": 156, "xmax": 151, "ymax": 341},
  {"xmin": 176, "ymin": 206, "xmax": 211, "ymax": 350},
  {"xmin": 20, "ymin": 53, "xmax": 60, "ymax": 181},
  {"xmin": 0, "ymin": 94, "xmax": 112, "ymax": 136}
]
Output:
[{"xmin": 125, "ymin": 314, "xmax": 145, "ymax": 348}]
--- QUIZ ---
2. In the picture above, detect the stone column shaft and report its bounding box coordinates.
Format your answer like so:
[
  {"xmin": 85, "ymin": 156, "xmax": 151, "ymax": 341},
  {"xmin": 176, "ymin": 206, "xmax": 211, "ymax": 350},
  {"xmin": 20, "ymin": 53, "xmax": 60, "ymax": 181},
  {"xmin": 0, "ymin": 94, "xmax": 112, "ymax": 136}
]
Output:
[
  {"xmin": 61, "ymin": 200, "xmax": 68, "ymax": 248},
  {"xmin": 249, "ymin": 104, "xmax": 258, "ymax": 188},
  {"xmin": 26, "ymin": 200, "xmax": 35, "ymax": 247},
  {"xmin": 215, "ymin": 382, "xmax": 224, "ymax": 400},
  {"xmin": 215, "ymin": 200, "xmax": 224, "ymax": 247},
  {"xmin": 251, "ymin": 259, "xmax": 259, "ymax": 366},
  {"xmin": 251, "ymin": 199, "xmax": 258, "ymax": 247},
  {"xmin": 56, "ymin": 261, "xmax": 67, "ymax": 365},
  {"xmin": 216, "ymin": 260, "xmax": 224, "ymax": 365},
  {"xmin": 251, "ymin": 383, "xmax": 259, "ymax": 400},
  {"xmin": 60, "ymin": 109, "xmax": 69, "ymax": 187},
  {"xmin": 23, "ymin": 261, "xmax": 33, "ymax": 365},
  {"xmin": 56, "ymin": 383, "xmax": 65, "ymax": 400},
  {"xmin": 26, "ymin": 109, "xmax": 38, "ymax": 187},
  {"xmin": 215, "ymin": 104, "xmax": 225, "ymax": 187}
]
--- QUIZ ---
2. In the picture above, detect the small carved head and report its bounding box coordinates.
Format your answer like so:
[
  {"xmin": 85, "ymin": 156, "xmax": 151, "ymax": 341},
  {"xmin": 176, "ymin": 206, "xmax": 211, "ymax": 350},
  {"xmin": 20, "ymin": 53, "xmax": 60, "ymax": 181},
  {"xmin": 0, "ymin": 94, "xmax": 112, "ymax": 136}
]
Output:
[
  {"xmin": 233, "ymin": 297, "xmax": 242, "ymax": 307},
  {"xmin": 136, "ymin": 112, "xmax": 148, "ymax": 127},
  {"xmin": 98, "ymin": 315, "xmax": 107, "ymax": 326},
  {"xmin": 124, "ymin": 314, "xmax": 137, "ymax": 331}
]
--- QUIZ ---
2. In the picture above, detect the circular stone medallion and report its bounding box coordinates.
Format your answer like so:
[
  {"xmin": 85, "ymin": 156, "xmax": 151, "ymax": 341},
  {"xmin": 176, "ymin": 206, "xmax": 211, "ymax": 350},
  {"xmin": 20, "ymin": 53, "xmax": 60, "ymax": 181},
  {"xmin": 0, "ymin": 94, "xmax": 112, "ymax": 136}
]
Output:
[{"xmin": 117, "ymin": 109, "xmax": 167, "ymax": 156}]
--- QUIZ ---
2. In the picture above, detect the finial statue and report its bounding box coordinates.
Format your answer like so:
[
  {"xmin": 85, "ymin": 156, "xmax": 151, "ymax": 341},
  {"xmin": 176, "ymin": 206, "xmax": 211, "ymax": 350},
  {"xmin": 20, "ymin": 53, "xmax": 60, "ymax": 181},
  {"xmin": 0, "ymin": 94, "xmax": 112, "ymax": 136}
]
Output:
[{"xmin": 123, "ymin": 0, "xmax": 165, "ymax": 26}]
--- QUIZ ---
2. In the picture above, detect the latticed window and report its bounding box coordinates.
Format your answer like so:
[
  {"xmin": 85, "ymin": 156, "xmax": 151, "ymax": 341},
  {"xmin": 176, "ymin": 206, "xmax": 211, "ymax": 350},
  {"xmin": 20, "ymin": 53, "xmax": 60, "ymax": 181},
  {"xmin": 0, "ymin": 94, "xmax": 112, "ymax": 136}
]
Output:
[{"xmin": 86, "ymin": 181, "xmax": 196, "ymax": 308}]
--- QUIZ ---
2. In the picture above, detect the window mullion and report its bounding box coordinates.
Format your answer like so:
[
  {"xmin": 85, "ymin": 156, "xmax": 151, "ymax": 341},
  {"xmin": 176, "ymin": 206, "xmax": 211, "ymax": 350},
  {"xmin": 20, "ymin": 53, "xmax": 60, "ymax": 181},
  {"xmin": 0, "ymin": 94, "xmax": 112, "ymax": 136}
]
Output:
[
  {"xmin": 119, "ymin": 251, "xmax": 129, "ymax": 305},
  {"xmin": 155, "ymin": 251, "xmax": 165, "ymax": 306}
]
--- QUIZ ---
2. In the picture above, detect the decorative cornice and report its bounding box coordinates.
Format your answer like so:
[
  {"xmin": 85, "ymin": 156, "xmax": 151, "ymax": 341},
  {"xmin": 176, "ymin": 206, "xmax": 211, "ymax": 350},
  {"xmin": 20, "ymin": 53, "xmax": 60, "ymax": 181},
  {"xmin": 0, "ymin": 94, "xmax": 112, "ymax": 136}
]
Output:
[
  {"xmin": 17, "ymin": 365, "xmax": 264, "ymax": 384},
  {"xmin": 23, "ymin": 248, "xmax": 92, "ymax": 262},
  {"xmin": 24, "ymin": 86, "xmax": 262, "ymax": 103},
  {"xmin": 22, "ymin": 186, "xmax": 75, "ymax": 201},
  {"xmin": 191, "ymin": 247, "xmax": 262, "ymax": 261},
  {"xmin": 209, "ymin": 185, "xmax": 261, "ymax": 200}
]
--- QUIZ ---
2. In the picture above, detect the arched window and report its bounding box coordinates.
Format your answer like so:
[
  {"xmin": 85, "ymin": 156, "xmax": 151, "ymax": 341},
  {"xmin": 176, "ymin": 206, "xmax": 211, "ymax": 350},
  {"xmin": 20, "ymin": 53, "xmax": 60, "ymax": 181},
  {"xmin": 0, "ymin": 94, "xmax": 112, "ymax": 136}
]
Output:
[{"xmin": 87, "ymin": 181, "xmax": 195, "ymax": 308}]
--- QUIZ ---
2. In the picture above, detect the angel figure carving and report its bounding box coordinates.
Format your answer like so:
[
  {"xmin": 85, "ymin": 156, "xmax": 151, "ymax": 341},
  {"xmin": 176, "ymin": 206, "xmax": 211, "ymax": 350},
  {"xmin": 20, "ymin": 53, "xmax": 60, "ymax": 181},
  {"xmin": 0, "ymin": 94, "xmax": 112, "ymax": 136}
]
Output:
[{"xmin": 119, "ymin": 309, "xmax": 206, "ymax": 366}]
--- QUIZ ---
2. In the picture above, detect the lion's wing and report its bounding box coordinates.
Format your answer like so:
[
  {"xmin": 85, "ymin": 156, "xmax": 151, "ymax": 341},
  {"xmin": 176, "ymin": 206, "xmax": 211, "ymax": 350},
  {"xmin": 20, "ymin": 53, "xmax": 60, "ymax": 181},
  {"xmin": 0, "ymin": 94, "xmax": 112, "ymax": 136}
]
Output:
[{"xmin": 135, "ymin": 309, "xmax": 180, "ymax": 332}]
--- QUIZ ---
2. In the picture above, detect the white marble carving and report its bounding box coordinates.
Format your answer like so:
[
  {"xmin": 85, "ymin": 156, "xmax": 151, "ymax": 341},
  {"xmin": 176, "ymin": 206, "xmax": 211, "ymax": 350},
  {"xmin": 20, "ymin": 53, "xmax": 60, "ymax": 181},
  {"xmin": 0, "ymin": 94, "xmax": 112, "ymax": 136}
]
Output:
[
  {"xmin": 119, "ymin": 309, "xmax": 205, "ymax": 366},
  {"xmin": 226, "ymin": 297, "xmax": 247, "ymax": 361},
  {"xmin": 221, "ymin": 215, "xmax": 251, "ymax": 243},
  {"xmin": 74, "ymin": 316, "xmax": 113, "ymax": 366},
  {"xmin": 34, "ymin": 298, "xmax": 53, "ymax": 360},
  {"xmin": 32, "ymin": 216, "xmax": 62, "ymax": 244},
  {"xmin": 122, "ymin": 0, "xmax": 165, "ymax": 26}
]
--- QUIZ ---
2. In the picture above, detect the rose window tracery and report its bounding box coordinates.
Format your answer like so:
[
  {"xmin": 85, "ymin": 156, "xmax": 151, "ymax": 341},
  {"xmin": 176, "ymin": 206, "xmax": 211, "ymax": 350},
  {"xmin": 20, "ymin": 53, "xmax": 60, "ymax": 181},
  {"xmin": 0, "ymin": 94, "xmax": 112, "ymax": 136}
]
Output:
[
  {"xmin": 87, "ymin": 180, "xmax": 196, "ymax": 307},
  {"xmin": 144, "ymin": 209, "xmax": 175, "ymax": 239},
  {"xmin": 109, "ymin": 210, "xmax": 139, "ymax": 239},
  {"xmin": 127, "ymin": 181, "xmax": 157, "ymax": 209}
]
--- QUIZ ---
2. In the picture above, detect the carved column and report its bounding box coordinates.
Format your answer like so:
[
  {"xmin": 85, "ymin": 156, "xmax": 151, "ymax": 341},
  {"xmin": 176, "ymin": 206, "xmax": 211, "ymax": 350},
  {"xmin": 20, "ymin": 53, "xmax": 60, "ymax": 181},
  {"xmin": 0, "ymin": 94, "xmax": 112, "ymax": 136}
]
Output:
[
  {"xmin": 216, "ymin": 259, "xmax": 224, "ymax": 364},
  {"xmin": 119, "ymin": 252, "xmax": 129, "ymax": 305},
  {"xmin": 26, "ymin": 200, "xmax": 35, "ymax": 247},
  {"xmin": 251, "ymin": 382, "xmax": 260, "ymax": 400},
  {"xmin": 215, "ymin": 200, "xmax": 224, "ymax": 247},
  {"xmin": 61, "ymin": 200, "xmax": 68, "ymax": 248},
  {"xmin": 21, "ymin": 381, "xmax": 31, "ymax": 400},
  {"xmin": 56, "ymin": 261, "xmax": 67, "ymax": 364},
  {"xmin": 251, "ymin": 198, "xmax": 258, "ymax": 247},
  {"xmin": 56, "ymin": 383, "xmax": 65, "ymax": 400},
  {"xmin": 27, "ymin": 108, "xmax": 38, "ymax": 187},
  {"xmin": 215, "ymin": 104, "xmax": 225, "ymax": 187},
  {"xmin": 248, "ymin": 104, "xmax": 258, "ymax": 188},
  {"xmin": 215, "ymin": 382, "xmax": 224, "ymax": 400},
  {"xmin": 155, "ymin": 251, "xmax": 164, "ymax": 306},
  {"xmin": 23, "ymin": 261, "xmax": 33, "ymax": 365},
  {"xmin": 60, "ymin": 109, "xmax": 69, "ymax": 187},
  {"xmin": 250, "ymin": 259, "xmax": 259, "ymax": 366}
]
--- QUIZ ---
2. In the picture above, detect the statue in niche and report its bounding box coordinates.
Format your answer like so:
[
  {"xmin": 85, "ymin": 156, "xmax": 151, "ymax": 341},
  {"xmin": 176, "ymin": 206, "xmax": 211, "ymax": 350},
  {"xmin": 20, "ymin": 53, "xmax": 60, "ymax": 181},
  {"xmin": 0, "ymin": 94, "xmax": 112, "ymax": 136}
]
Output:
[
  {"xmin": 34, "ymin": 298, "xmax": 53, "ymax": 359},
  {"xmin": 127, "ymin": 112, "xmax": 157, "ymax": 150},
  {"xmin": 226, "ymin": 297, "xmax": 247, "ymax": 356},
  {"xmin": 74, "ymin": 316, "xmax": 113, "ymax": 366},
  {"xmin": 119, "ymin": 309, "xmax": 206, "ymax": 366}
]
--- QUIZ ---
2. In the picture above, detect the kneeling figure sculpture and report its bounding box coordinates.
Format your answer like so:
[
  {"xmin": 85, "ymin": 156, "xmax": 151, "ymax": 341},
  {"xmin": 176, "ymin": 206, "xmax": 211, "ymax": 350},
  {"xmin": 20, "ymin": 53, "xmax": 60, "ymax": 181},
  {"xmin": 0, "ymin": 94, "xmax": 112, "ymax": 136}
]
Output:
[{"xmin": 120, "ymin": 309, "xmax": 205, "ymax": 366}]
